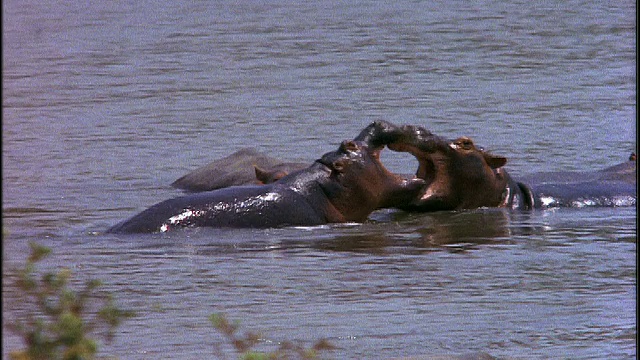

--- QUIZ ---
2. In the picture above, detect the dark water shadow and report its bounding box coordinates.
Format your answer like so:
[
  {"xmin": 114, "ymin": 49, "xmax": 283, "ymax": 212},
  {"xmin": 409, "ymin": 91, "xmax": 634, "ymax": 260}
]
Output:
[
  {"xmin": 306, "ymin": 209, "xmax": 535, "ymax": 254},
  {"xmin": 92, "ymin": 208, "xmax": 552, "ymax": 256}
]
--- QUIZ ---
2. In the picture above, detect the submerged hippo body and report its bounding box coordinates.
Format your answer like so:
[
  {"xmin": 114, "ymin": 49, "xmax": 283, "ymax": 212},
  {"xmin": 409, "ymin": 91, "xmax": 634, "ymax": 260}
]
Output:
[
  {"xmin": 108, "ymin": 123, "xmax": 426, "ymax": 233},
  {"xmin": 171, "ymin": 147, "xmax": 308, "ymax": 192},
  {"xmin": 388, "ymin": 124, "xmax": 636, "ymax": 211},
  {"xmin": 519, "ymin": 160, "xmax": 636, "ymax": 208}
]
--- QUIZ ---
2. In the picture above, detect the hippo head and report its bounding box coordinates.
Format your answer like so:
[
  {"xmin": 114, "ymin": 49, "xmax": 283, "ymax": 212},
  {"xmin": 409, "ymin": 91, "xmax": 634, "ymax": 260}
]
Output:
[
  {"xmin": 249, "ymin": 120, "xmax": 408, "ymax": 186},
  {"xmin": 315, "ymin": 139, "xmax": 426, "ymax": 222},
  {"xmin": 388, "ymin": 125, "xmax": 510, "ymax": 211}
]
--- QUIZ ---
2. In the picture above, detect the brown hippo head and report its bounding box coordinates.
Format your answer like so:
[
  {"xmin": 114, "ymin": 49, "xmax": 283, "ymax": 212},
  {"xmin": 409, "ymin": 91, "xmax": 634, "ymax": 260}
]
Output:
[
  {"xmin": 253, "ymin": 120, "xmax": 410, "ymax": 186},
  {"xmin": 388, "ymin": 125, "xmax": 511, "ymax": 211},
  {"xmin": 315, "ymin": 139, "xmax": 427, "ymax": 222}
]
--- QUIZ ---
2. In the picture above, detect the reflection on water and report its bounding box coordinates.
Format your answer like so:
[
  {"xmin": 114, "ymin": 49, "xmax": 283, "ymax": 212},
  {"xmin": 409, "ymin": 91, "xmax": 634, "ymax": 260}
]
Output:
[
  {"xmin": 3, "ymin": 207, "xmax": 635, "ymax": 359},
  {"xmin": 312, "ymin": 210, "xmax": 516, "ymax": 253},
  {"xmin": 2, "ymin": 0, "xmax": 636, "ymax": 359}
]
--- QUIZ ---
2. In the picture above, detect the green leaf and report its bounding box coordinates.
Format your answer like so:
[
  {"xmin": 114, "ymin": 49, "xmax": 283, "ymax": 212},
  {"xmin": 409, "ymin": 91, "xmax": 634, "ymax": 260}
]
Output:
[{"xmin": 27, "ymin": 242, "xmax": 51, "ymax": 263}]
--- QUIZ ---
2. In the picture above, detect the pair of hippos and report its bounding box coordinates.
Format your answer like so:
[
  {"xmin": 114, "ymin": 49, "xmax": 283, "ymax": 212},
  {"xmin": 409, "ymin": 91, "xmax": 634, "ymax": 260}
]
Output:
[{"xmin": 108, "ymin": 121, "xmax": 636, "ymax": 233}]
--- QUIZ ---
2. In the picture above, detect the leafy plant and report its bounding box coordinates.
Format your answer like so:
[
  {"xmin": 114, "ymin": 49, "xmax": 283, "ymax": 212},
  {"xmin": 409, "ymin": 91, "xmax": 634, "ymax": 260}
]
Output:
[
  {"xmin": 210, "ymin": 313, "xmax": 336, "ymax": 360},
  {"xmin": 6, "ymin": 242, "xmax": 134, "ymax": 360},
  {"xmin": 6, "ymin": 242, "xmax": 335, "ymax": 360}
]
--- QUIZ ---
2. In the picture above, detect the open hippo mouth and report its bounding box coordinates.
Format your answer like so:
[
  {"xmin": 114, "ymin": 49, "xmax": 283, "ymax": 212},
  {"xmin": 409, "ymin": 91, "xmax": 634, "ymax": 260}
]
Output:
[
  {"xmin": 385, "ymin": 124, "xmax": 510, "ymax": 211},
  {"xmin": 348, "ymin": 120, "xmax": 430, "ymax": 185},
  {"xmin": 316, "ymin": 140, "xmax": 416, "ymax": 184},
  {"xmin": 313, "ymin": 139, "xmax": 427, "ymax": 213},
  {"xmin": 386, "ymin": 125, "xmax": 446, "ymax": 189}
]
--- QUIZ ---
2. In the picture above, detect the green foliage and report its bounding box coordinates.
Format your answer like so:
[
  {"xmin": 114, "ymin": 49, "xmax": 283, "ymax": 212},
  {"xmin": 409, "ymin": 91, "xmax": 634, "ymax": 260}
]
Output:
[
  {"xmin": 7, "ymin": 242, "xmax": 135, "ymax": 360},
  {"xmin": 209, "ymin": 313, "xmax": 336, "ymax": 360},
  {"xmin": 7, "ymin": 242, "xmax": 336, "ymax": 359}
]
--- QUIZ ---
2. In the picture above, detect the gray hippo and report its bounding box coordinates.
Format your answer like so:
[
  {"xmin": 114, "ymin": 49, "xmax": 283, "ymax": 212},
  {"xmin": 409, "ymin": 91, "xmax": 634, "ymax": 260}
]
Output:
[
  {"xmin": 171, "ymin": 148, "xmax": 308, "ymax": 192},
  {"xmin": 171, "ymin": 118, "xmax": 416, "ymax": 192},
  {"xmin": 107, "ymin": 122, "xmax": 426, "ymax": 233}
]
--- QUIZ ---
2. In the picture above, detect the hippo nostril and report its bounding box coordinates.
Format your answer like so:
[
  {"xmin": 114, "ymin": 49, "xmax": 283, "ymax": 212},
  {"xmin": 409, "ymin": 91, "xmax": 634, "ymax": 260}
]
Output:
[{"xmin": 415, "ymin": 128, "xmax": 435, "ymax": 141}]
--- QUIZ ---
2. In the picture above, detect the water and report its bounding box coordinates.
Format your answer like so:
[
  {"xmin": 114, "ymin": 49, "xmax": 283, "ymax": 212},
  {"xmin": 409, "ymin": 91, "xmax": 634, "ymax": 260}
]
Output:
[{"xmin": 2, "ymin": 0, "xmax": 636, "ymax": 359}]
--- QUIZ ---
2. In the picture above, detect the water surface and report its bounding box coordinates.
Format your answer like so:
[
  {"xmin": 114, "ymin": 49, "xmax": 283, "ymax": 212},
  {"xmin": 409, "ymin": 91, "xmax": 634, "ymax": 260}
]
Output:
[{"xmin": 2, "ymin": 0, "xmax": 636, "ymax": 359}]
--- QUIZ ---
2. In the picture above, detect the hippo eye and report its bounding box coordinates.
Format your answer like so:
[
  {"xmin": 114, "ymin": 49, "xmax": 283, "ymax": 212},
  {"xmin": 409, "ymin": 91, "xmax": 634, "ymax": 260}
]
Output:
[
  {"xmin": 331, "ymin": 159, "xmax": 346, "ymax": 173},
  {"xmin": 452, "ymin": 137, "xmax": 474, "ymax": 150}
]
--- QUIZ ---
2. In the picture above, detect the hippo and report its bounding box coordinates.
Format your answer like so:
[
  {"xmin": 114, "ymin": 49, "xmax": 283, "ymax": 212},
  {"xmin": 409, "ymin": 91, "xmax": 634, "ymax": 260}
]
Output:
[
  {"xmin": 169, "ymin": 122, "xmax": 635, "ymax": 212},
  {"xmin": 171, "ymin": 120, "xmax": 421, "ymax": 193},
  {"xmin": 386, "ymin": 124, "xmax": 636, "ymax": 210},
  {"xmin": 171, "ymin": 147, "xmax": 308, "ymax": 192},
  {"xmin": 178, "ymin": 123, "xmax": 635, "ymax": 211},
  {"xmin": 107, "ymin": 122, "xmax": 426, "ymax": 233},
  {"xmin": 170, "ymin": 119, "xmax": 410, "ymax": 192},
  {"xmin": 518, "ymin": 160, "xmax": 636, "ymax": 208}
]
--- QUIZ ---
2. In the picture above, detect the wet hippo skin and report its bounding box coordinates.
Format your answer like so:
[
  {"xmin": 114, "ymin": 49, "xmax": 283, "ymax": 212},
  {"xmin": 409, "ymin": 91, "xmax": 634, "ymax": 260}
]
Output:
[
  {"xmin": 518, "ymin": 160, "xmax": 636, "ymax": 208},
  {"xmin": 108, "ymin": 123, "xmax": 426, "ymax": 233},
  {"xmin": 171, "ymin": 119, "xmax": 415, "ymax": 192},
  {"xmin": 170, "ymin": 122, "xmax": 635, "ymax": 211}
]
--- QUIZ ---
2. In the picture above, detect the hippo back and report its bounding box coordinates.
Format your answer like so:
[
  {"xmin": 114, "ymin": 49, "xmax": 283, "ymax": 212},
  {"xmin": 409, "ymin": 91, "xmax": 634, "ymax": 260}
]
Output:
[
  {"xmin": 171, "ymin": 148, "xmax": 307, "ymax": 192},
  {"xmin": 520, "ymin": 160, "xmax": 636, "ymax": 208},
  {"xmin": 107, "ymin": 183, "xmax": 330, "ymax": 233}
]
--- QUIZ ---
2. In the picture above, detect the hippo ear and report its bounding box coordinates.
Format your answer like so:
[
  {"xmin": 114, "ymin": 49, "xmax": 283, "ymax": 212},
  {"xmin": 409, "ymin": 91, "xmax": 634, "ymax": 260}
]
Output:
[
  {"xmin": 255, "ymin": 165, "xmax": 289, "ymax": 184},
  {"xmin": 483, "ymin": 153, "xmax": 507, "ymax": 169},
  {"xmin": 254, "ymin": 166, "xmax": 269, "ymax": 184}
]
